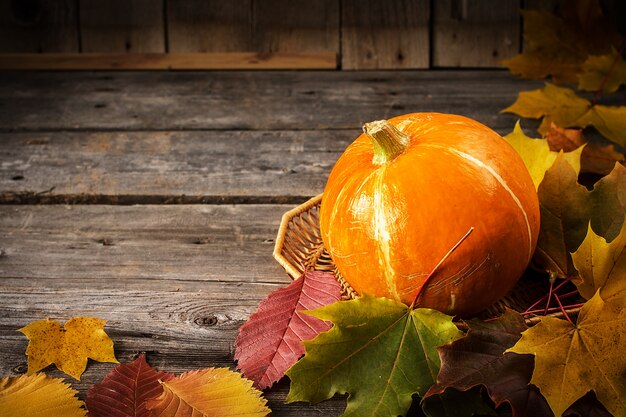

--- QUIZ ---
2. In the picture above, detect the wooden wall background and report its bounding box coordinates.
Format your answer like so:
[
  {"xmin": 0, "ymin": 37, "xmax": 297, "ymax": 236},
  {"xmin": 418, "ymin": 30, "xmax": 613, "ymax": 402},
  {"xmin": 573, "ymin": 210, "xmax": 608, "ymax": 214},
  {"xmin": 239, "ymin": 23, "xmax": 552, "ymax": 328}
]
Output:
[{"xmin": 0, "ymin": 0, "xmax": 553, "ymax": 70}]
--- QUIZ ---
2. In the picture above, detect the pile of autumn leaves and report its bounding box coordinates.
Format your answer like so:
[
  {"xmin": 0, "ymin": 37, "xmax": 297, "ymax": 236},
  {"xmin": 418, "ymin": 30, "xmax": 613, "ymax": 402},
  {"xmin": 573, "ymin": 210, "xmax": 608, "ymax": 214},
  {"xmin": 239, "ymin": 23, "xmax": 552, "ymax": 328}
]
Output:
[{"xmin": 2, "ymin": 2, "xmax": 625, "ymax": 416}]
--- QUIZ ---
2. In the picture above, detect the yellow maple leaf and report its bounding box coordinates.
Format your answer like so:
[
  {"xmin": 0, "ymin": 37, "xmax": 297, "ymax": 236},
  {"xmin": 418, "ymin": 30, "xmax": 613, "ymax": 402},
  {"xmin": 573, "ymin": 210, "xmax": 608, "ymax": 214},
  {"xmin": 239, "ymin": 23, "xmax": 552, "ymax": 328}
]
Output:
[
  {"xmin": 578, "ymin": 49, "xmax": 626, "ymax": 93},
  {"xmin": 504, "ymin": 122, "xmax": 583, "ymax": 189},
  {"xmin": 146, "ymin": 368, "xmax": 270, "ymax": 417},
  {"xmin": 572, "ymin": 218, "xmax": 626, "ymax": 305},
  {"xmin": 507, "ymin": 292, "xmax": 626, "ymax": 417},
  {"xmin": 0, "ymin": 373, "xmax": 86, "ymax": 417},
  {"xmin": 19, "ymin": 317, "xmax": 118, "ymax": 380},
  {"xmin": 503, "ymin": 1, "xmax": 622, "ymax": 83},
  {"xmin": 502, "ymin": 83, "xmax": 626, "ymax": 147}
]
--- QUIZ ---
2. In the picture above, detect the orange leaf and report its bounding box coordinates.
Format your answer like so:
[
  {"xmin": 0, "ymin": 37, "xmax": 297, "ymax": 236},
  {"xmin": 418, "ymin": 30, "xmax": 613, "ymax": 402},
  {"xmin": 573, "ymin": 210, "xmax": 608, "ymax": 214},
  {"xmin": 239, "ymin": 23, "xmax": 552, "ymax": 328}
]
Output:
[
  {"xmin": 544, "ymin": 122, "xmax": 625, "ymax": 176},
  {"xmin": 19, "ymin": 317, "xmax": 118, "ymax": 380},
  {"xmin": 146, "ymin": 368, "xmax": 270, "ymax": 417},
  {"xmin": 545, "ymin": 122, "xmax": 586, "ymax": 152}
]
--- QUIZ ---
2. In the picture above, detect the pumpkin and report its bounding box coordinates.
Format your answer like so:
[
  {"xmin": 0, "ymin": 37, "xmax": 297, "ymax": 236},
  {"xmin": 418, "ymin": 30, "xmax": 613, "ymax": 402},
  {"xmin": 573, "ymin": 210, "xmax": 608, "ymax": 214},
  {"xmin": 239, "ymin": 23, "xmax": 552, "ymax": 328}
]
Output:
[{"xmin": 319, "ymin": 113, "xmax": 540, "ymax": 316}]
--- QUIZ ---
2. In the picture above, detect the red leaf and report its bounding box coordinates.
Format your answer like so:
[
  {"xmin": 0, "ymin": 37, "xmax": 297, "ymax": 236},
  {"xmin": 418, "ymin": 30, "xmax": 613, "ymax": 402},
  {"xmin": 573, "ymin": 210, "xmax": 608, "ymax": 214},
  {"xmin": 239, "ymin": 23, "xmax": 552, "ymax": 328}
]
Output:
[
  {"xmin": 426, "ymin": 310, "xmax": 553, "ymax": 417},
  {"xmin": 235, "ymin": 270, "xmax": 342, "ymax": 389},
  {"xmin": 86, "ymin": 354, "xmax": 173, "ymax": 417}
]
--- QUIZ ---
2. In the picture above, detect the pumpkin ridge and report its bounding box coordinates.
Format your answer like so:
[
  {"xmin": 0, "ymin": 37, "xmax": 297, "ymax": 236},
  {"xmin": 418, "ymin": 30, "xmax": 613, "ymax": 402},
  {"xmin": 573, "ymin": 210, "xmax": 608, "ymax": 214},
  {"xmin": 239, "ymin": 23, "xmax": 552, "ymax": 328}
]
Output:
[
  {"xmin": 372, "ymin": 168, "xmax": 400, "ymax": 300},
  {"xmin": 419, "ymin": 143, "xmax": 533, "ymax": 262}
]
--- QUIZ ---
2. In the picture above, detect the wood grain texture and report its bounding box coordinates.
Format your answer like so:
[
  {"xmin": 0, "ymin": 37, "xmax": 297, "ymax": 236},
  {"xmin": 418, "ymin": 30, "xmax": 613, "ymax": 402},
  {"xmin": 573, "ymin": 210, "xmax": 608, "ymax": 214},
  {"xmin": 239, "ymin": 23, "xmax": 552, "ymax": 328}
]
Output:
[
  {"xmin": 167, "ymin": 0, "xmax": 253, "ymax": 52},
  {"xmin": 0, "ymin": 205, "xmax": 289, "ymax": 285},
  {"xmin": 79, "ymin": 0, "xmax": 164, "ymax": 53},
  {"xmin": 0, "ymin": 52, "xmax": 337, "ymax": 70},
  {"xmin": 0, "ymin": 204, "xmax": 349, "ymax": 415},
  {"xmin": 341, "ymin": 0, "xmax": 429, "ymax": 69},
  {"xmin": 432, "ymin": 0, "xmax": 521, "ymax": 67},
  {"xmin": 0, "ymin": 130, "xmax": 348, "ymax": 201},
  {"xmin": 0, "ymin": 70, "xmax": 542, "ymax": 131},
  {"xmin": 253, "ymin": 0, "xmax": 339, "ymax": 53},
  {"xmin": 0, "ymin": 0, "xmax": 78, "ymax": 53}
]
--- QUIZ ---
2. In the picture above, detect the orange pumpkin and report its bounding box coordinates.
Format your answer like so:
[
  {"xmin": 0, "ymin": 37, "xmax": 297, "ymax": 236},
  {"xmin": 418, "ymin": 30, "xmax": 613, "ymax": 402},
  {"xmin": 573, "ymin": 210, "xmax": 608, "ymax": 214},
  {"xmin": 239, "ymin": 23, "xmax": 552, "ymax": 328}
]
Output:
[{"xmin": 319, "ymin": 113, "xmax": 540, "ymax": 316}]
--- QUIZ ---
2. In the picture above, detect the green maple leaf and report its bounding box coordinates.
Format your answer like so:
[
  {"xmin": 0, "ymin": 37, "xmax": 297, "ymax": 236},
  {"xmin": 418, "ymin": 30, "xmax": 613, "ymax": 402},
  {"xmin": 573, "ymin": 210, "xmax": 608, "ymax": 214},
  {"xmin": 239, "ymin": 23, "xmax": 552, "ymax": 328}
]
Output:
[
  {"xmin": 285, "ymin": 295, "xmax": 463, "ymax": 417},
  {"xmin": 507, "ymin": 293, "xmax": 626, "ymax": 417},
  {"xmin": 502, "ymin": 83, "xmax": 626, "ymax": 148},
  {"xmin": 504, "ymin": 122, "xmax": 583, "ymax": 189}
]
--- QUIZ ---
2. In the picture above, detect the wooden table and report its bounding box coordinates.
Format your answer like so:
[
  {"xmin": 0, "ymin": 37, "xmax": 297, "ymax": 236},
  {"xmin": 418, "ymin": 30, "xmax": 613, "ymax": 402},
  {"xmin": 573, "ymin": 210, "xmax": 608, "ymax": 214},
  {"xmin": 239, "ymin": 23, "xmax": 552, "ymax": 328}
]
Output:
[{"xmin": 0, "ymin": 70, "xmax": 542, "ymax": 415}]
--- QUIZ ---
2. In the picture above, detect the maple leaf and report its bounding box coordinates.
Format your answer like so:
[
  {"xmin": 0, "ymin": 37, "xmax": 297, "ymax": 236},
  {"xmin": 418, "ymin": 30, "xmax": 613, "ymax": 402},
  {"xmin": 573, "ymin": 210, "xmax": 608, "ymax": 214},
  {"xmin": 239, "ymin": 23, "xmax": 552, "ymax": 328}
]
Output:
[
  {"xmin": 588, "ymin": 163, "xmax": 626, "ymax": 241},
  {"xmin": 235, "ymin": 270, "xmax": 342, "ymax": 389},
  {"xmin": 85, "ymin": 354, "xmax": 174, "ymax": 417},
  {"xmin": 0, "ymin": 373, "xmax": 86, "ymax": 417},
  {"xmin": 545, "ymin": 123, "xmax": 585, "ymax": 152},
  {"xmin": 571, "ymin": 218, "xmax": 626, "ymax": 305},
  {"xmin": 146, "ymin": 368, "xmax": 270, "ymax": 417},
  {"xmin": 285, "ymin": 295, "xmax": 463, "ymax": 417},
  {"xmin": 503, "ymin": 10, "xmax": 585, "ymax": 83},
  {"xmin": 543, "ymin": 123, "xmax": 624, "ymax": 177},
  {"xmin": 503, "ymin": 1, "xmax": 622, "ymax": 83},
  {"xmin": 502, "ymin": 83, "xmax": 626, "ymax": 148},
  {"xmin": 507, "ymin": 292, "xmax": 626, "ymax": 417},
  {"xmin": 426, "ymin": 310, "xmax": 552, "ymax": 417},
  {"xmin": 504, "ymin": 122, "xmax": 582, "ymax": 189},
  {"xmin": 581, "ymin": 143, "xmax": 625, "ymax": 177},
  {"xmin": 534, "ymin": 153, "xmax": 592, "ymax": 278},
  {"xmin": 19, "ymin": 317, "xmax": 118, "ymax": 380},
  {"xmin": 578, "ymin": 49, "xmax": 626, "ymax": 93},
  {"xmin": 421, "ymin": 387, "xmax": 496, "ymax": 417}
]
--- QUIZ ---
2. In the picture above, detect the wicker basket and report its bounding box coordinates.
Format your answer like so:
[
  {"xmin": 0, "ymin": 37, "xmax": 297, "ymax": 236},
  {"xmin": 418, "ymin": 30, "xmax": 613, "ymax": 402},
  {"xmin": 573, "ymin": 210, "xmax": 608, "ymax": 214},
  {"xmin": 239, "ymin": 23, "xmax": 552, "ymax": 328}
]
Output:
[{"xmin": 273, "ymin": 194, "xmax": 582, "ymax": 325}]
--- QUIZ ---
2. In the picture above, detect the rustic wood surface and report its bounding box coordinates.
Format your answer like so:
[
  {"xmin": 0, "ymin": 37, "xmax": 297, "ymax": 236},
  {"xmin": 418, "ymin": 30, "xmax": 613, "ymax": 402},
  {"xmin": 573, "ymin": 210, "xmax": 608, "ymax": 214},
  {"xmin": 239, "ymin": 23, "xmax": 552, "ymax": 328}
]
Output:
[
  {"xmin": 79, "ymin": 0, "xmax": 166, "ymax": 53},
  {"xmin": 0, "ymin": 69, "xmax": 541, "ymax": 416},
  {"xmin": 0, "ymin": 0, "xmax": 533, "ymax": 69},
  {"xmin": 341, "ymin": 0, "xmax": 430, "ymax": 69},
  {"xmin": 0, "ymin": 52, "xmax": 338, "ymax": 70},
  {"xmin": 432, "ymin": 0, "xmax": 520, "ymax": 67},
  {"xmin": 166, "ymin": 0, "xmax": 254, "ymax": 53},
  {"xmin": 0, "ymin": 0, "xmax": 79, "ymax": 53}
]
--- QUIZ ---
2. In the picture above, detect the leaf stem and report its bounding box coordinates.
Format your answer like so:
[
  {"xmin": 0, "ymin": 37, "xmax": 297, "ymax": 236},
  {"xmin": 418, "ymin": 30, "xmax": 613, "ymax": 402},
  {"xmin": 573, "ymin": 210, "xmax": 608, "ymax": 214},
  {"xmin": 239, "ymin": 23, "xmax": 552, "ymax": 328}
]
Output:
[
  {"xmin": 410, "ymin": 227, "xmax": 474, "ymax": 310},
  {"xmin": 591, "ymin": 39, "xmax": 626, "ymax": 106},
  {"xmin": 554, "ymin": 293, "xmax": 574, "ymax": 324},
  {"xmin": 522, "ymin": 303, "xmax": 585, "ymax": 316},
  {"xmin": 522, "ymin": 278, "xmax": 571, "ymax": 315}
]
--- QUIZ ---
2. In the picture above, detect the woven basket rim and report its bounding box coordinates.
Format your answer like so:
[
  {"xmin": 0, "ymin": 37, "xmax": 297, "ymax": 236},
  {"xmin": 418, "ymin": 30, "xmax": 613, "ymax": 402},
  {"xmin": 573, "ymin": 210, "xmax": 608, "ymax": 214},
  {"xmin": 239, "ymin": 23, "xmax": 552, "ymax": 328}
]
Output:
[{"xmin": 273, "ymin": 193, "xmax": 582, "ymax": 324}]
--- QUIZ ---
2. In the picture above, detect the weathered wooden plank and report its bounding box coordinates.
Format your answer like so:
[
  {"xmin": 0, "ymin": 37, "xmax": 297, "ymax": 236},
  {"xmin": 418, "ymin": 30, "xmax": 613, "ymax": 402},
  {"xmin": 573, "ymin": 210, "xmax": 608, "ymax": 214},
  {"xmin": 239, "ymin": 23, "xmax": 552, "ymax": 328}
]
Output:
[
  {"xmin": 0, "ymin": 70, "xmax": 542, "ymax": 131},
  {"xmin": 79, "ymin": 0, "xmax": 165, "ymax": 53},
  {"xmin": 432, "ymin": 0, "xmax": 521, "ymax": 67},
  {"xmin": 0, "ymin": 205, "xmax": 290, "ymax": 284},
  {"xmin": 0, "ymin": 203, "xmax": 348, "ymax": 414},
  {"xmin": 167, "ymin": 0, "xmax": 253, "ymax": 52},
  {"xmin": 0, "ymin": 52, "xmax": 337, "ymax": 70},
  {"xmin": 0, "ymin": 130, "xmax": 348, "ymax": 201},
  {"xmin": 253, "ymin": 0, "xmax": 339, "ymax": 53},
  {"xmin": 341, "ymin": 0, "xmax": 429, "ymax": 69},
  {"xmin": 0, "ymin": 0, "xmax": 79, "ymax": 53}
]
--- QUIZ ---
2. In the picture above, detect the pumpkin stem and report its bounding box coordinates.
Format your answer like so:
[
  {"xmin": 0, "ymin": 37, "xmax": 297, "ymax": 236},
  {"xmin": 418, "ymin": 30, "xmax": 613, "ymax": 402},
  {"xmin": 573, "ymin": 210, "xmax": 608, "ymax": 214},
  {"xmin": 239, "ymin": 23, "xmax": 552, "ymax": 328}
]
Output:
[{"xmin": 363, "ymin": 120, "xmax": 410, "ymax": 165}]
